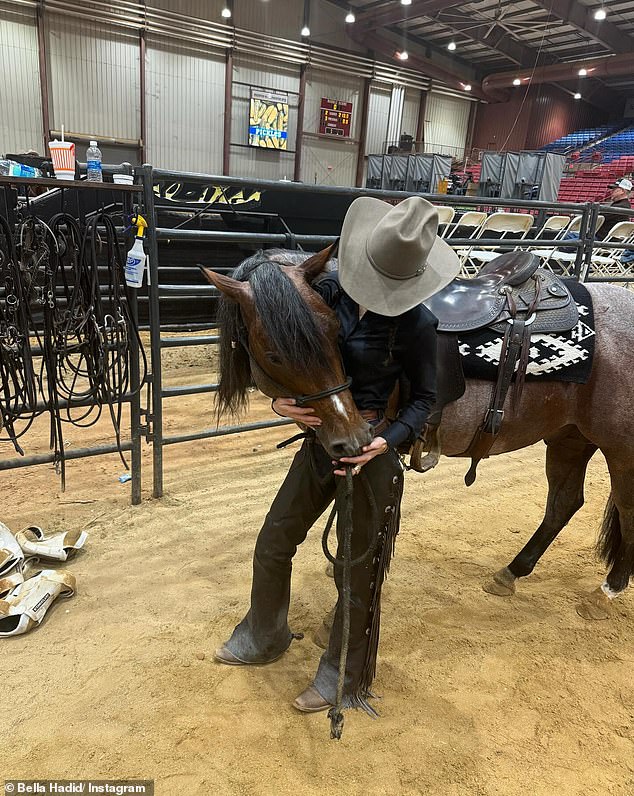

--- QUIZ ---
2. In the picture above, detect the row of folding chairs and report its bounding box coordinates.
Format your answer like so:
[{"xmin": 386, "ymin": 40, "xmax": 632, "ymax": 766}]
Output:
[
  {"xmin": 537, "ymin": 220, "xmax": 634, "ymax": 278},
  {"xmin": 432, "ymin": 206, "xmax": 634, "ymax": 279}
]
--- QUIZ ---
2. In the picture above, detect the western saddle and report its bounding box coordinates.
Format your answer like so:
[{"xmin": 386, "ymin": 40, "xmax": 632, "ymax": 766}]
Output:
[{"xmin": 414, "ymin": 251, "xmax": 579, "ymax": 483}]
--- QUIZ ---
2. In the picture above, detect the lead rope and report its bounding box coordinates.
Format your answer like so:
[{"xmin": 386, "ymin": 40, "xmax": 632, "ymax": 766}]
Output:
[{"xmin": 321, "ymin": 466, "xmax": 379, "ymax": 740}]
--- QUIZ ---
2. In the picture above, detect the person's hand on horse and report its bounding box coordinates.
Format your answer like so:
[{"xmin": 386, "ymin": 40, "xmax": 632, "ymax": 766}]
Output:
[
  {"xmin": 333, "ymin": 436, "xmax": 389, "ymax": 477},
  {"xmin": 272, "ymin": 397, "xmax": 321, "ymax": 427}
]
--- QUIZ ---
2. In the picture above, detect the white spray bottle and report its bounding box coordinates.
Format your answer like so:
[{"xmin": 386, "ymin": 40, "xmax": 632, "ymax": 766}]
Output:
[{"xmin": 125, "ymin": 214, "xmax": 148, "ymax": 288}]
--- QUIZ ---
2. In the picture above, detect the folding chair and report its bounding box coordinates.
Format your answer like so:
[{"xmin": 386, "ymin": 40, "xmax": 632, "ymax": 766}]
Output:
[
  {"xmin": 463, "ymin": 212, "xmax": 534, "ymax": 273},
  {"xmin": 540, "ymin": 215, "xmax": 605, "ymax": 276},
  {"xmin": 583, "ymin": 221, "xmax": 634, "ymax": 280},
  {"xmin": 445, "ymin": 211, "xmax": 487, "ymax": 268},
  {"xmin": 434, "ymin": 205, "xmax": 455, "ymax": 238},
  {"xmin": 538, "ymin": 215, "xmax": 573, "ymax": 240}
]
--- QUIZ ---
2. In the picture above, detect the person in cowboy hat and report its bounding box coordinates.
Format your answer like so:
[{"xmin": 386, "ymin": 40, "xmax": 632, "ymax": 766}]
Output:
[{"xmin": 214, "ymin": 196, "xmax": 461, "ymax": 714}]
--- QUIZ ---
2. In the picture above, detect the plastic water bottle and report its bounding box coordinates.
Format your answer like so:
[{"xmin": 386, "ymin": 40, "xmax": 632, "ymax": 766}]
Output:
[
  {"xmin": 86, "ymin": 141, "xmax": 103, "ymax": 182},
  {"xmin": 0, "ymin": 160, "xmax": 42, "ymax": 178}
]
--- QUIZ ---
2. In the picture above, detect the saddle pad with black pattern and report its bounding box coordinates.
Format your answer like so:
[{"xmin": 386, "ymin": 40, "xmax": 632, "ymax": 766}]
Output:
[{"xmin": 457, "ymin": 280, "xmax": 595, "ymax": 384}]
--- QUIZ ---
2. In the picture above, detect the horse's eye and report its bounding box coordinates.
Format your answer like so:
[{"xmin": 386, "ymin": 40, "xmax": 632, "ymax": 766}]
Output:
[{"xmin": 266, "ymin": 351, "xmax": 283, "ymax": 366}]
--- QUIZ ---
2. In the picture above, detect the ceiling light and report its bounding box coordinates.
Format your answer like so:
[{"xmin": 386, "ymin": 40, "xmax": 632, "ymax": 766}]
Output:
[
  {"xmin": 578, "ymin": 68, "xmax": 587, "ymax": 76},
  {"xmin": 398, "ymin": 50, "xmax": 409, "ymax": 60},
  {"xmin": 594, "ymin": 8, "xmax": 607, "ymax": 20},
  {"xmin": 401, "ymin": 0, "xmax": 412, "ymax": 5},
  {"xmin": 221, "ymin": 6, "xmax": 231, "ymax": 18},
  {"xmin": 447, "ymin": 41, "xmax": 457, "ymax": 51},
  {"xmin": 513, "ymin": 78, "xmax": 521, "ymax": 86},
  {"xmin": 301, "ymin": 25, "xmax": 310, "ymax": 37},
  {"xmin": 464, "ymin": 84, "xmax": 472, "ymax": 91},
  {"xmin": 345, "ymin": 11, "xmax": 355, "ymax": 23},
  {"xmin": 574, "ymin": 92, "xmax": 581, "ymax": 99}
]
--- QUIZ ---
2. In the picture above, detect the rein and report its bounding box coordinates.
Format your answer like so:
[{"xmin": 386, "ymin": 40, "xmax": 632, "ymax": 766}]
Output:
[
  {"xmin": 0, "ymin": 210, "xmax": 147, "ymax": 486},
  {"xmin": 321, "ymin": 465, "xmax": 380, "ymax": 740}
]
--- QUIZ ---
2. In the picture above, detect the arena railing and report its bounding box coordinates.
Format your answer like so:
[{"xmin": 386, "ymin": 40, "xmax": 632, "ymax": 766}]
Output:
[
  {"xmin": 140, "ymin": 166, "xmax": 634, "ymax": 499},
  {"xmin": 3, "ymin": 165, "xmax": 631, "ymax": 504}
]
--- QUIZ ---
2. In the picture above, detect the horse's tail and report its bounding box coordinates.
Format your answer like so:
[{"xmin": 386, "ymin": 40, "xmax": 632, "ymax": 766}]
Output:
[{"xmin": 596, "ymin": 493, "xmax": 621, "ymax": 567}]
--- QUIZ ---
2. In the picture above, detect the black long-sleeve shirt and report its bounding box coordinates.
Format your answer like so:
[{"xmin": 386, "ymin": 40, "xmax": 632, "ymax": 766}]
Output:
[{"xmin": 313, "ymin": 272, "xmax": 438, "ymax": 449}]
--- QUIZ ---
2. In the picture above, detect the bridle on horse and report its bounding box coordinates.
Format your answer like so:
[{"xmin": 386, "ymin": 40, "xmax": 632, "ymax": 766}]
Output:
[{"xmin": 234, "ymin": 330, "xmax": 353, "ymax": 407}]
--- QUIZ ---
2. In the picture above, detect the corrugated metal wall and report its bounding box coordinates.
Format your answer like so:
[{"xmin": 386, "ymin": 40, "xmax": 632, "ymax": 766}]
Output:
[
  {"xmin": 303, "ymin": 69, "xmax": 362, "ymax": 137},
  {"xmin": 146, "ymin": 39, "xmax": 225, "ymax": 172},
  {"xmin": 48, "ymin": 16, "xmax": 140, "ymax": 141},
  {"xmin": 230, "ymin": 55, "xmax": 299, "ymax": 180},
  {"xmin": 233, "ymin": 0, "xmax": 302, "ymax": 42},
  {"xmin": 149, "ymin": 0, "xmax": 224, "ymax": 22},
  {"xmin": 310, "ymin": 0, "xmax": 365, "ymax": 53},
  {"xmin": 424, "ymin": 93, "xmax": 471, "ymax": 157},
  {"xmin": 472, "ymin": 92, "xmax": 531, "ymax": 152},
  {"xmin": 525, "ymin": 86, "xmax": 606, "ymax": 149},
  {"xmin": 365, "ymin": 83, "xmax": 391, "ymax": 155},
  {"xmin": 0, "ymin": 8, "xmax": 43, "ymax": 154},
  {"xmin": 401, "ymin": 88, "xmax": 420, "ymax": 141},
  {"xmin": 472, "ymin": 85, "xmax": 608, "ymax": 152},
  {"xmin": 300, "ymin": 69, "xmax": 362, "ymax": 186}
]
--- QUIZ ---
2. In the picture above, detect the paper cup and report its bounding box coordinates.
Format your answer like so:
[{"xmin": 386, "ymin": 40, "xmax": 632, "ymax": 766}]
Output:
[
  {"xmin": 113, "ymin": 173, "xmax": 134, "ymax": 185},
  {"xmin": 48, "ymin": 140, "xmax": 76, "ymax": 180}
]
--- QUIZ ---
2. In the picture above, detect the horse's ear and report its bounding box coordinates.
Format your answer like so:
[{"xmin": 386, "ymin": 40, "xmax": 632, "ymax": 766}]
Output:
[
  {"xmin": 298, "ymin": 241, "xmax": 338, "ymax": 283},
  {"xmin": 200, "ymin": 268, "xmax": 252, "ymax": 304}
]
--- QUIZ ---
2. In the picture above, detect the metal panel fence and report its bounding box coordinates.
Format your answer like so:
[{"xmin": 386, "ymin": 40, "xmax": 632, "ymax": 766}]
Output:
[
  {"xmin": 1, "ymin": 163, "xmax": 633, "ymax": 505},
  {"xmin": 142, "ymin": 166, "xmax": 634, "ymax": 500}
]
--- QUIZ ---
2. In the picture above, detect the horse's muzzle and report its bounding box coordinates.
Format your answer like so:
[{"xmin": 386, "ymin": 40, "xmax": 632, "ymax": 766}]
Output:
[{"xmin": 326, "ymin": 422, "xmax": 374, "ymax": 459}]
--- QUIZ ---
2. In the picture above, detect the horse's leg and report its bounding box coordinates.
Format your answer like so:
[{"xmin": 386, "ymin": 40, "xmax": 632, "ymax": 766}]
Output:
[
  {"xmin": 484, "ymin": 428, "xmax": 598, "ymax": 597},
  {"xmin": 577, "ymin": 460, "xmax": 634, "ymax": 620}
]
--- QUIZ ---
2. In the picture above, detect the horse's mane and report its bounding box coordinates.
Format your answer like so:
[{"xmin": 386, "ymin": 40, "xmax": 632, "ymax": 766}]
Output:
[{"xmin": 216, "ymin": 250, "xmax": 326, "ymax": 417}]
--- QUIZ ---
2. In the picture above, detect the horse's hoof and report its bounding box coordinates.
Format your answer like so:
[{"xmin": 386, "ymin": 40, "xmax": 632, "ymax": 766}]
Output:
[
  {"xmin": 576, "ymin": 587, "xmax": 612, "ymax": 621},
  {"xmin": 482, "ymin": 567, "xmax": 517, "ymax": 597},
  {"xmin": 325, "ymin": 562, "xmax": 334, "ymax": 579}
]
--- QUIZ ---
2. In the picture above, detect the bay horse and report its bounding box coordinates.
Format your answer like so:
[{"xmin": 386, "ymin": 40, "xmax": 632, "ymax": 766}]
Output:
[{"xmin": 202, "ymin": 246, "xmax": 634, "ymax": 622}]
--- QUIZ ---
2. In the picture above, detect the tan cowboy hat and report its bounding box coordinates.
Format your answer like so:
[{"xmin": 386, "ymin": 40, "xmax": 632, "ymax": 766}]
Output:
[{"xmin": 338, "ymin": 196, "xmax": 461, "ymax": 316}]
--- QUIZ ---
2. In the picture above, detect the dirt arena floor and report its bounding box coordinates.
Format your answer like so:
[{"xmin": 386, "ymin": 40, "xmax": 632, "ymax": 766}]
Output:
[{"xmin": 1, "ymin": 343, "xmax": 633, "ymax": 796}]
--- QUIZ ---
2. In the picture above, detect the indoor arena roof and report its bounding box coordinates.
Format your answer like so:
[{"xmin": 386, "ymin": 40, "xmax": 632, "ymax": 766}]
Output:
[{"xmin": 331, "ymin": 1, "xmax": 634, "ymax": 99}]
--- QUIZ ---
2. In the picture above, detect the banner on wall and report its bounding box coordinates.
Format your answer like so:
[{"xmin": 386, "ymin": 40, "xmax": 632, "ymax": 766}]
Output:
[
  {"xmin": 319, "ymin": 98, "xmax": 353, "ymax": 138},
  {"xmin": 249, "ymin": 89, "xmax": 289, "ymax": 149}
]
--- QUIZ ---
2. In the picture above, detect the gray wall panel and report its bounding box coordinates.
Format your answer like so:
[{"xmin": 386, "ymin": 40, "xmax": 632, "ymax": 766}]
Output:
[
  {"xmin": 300, "ymin": 138, "xmax": 358, "ymax": 186},
  {"xmin": 365, "ymin": 84, "xmax": 391, "ymax": 155},
  {"xmin": 48, "ymin": 16, "xmax": 140, "ymax": 142},
  {"xmin": 425, "ymin": 93, "xmax": 471, "ymax": 158},
  {"xmin": 401, "ymin": 88, "xmax": 420, "ymax": 142},
  {"xmin": 0, "ymin": 8, "xmax": 43, "ymax": 155},
  {"xmin": 146, "ymin": 39, "xmax": 225, "ymax": 172}
]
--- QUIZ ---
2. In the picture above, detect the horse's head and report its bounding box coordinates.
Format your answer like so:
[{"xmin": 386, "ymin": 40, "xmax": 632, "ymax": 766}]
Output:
[{"xmin": 202, "ymin": 246, "xmax": 372, "ymax": 458}]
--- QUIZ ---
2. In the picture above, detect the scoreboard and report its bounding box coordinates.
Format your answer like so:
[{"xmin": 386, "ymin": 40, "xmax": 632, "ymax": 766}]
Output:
[{"xmin": 319, "ymin": 98, "xmax": 353, "ymax": 138}]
